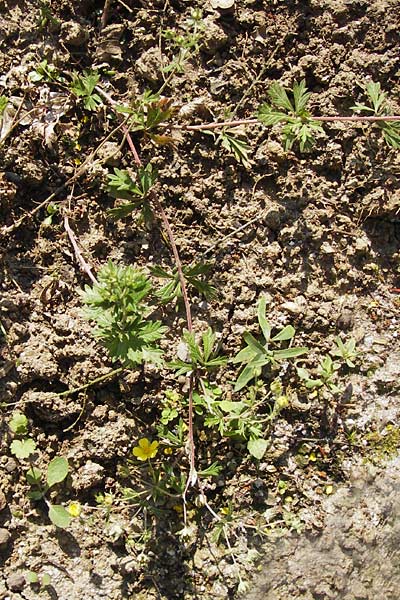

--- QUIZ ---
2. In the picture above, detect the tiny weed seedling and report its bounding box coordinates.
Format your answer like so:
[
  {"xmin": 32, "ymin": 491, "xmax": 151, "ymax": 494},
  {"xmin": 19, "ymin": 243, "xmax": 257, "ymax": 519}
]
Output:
[
  {"xmin": 258, "ymin": 80, "xmax": 325, "ymax": 151},
  {"xmin": 297, "ymin": 336, "xmax": 359, "ymax": 395},
  {"xmin": 29, "ymin": 59, "xmax": 61, "ymax": 83},
  {"xmin": 162, "ymin": 9, "xmax": 205, "ymax": 74},
  {"xmin": 107, "ymin": 163, "xmax": 157, "ymax": 220},
  {"xmin": 352, "ymin": 81, "xmax": 400, "ymax": 148},
  {"xmin": 151, "ymin": 262, "xmax": 216, "ymax": 305},
  {"xmin": 80, "ymin": 261, "xmax": 167, "ymax": 367},
  {"xmin": 0, "ymin": 95, "xmax": 8, "ymax": 116},
  {"xmin": 70, "ymin": 70, "xmax": 103, "ymax": 111},
  {"xmin": 233, "ymin": 296, "xmax": 308, "ymax": 391},
  {"xmin": 9, "ymin": 413, "xmax": 71, "ymax": 528}
]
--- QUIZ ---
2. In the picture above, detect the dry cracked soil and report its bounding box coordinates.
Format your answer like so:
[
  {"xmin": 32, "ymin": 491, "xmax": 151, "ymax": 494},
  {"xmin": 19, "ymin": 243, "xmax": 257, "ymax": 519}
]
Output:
[{"xmin": 0, "ymin": 0, "xmax": 400, "ymax": 599}]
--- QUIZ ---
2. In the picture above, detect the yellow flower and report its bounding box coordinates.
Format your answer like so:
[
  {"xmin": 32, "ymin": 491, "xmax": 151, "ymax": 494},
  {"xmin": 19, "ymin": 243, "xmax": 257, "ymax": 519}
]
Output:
[
  {"xmin": 132, "ymin": 438, "xmax": 159, "ymax": 461},
  {"xmin": 163, "ymin": 447, "xmax": 173, "ymax": 455},
  {"xmin": 67, "ymin": 501, "xmax": 82, "ymax": 518}
]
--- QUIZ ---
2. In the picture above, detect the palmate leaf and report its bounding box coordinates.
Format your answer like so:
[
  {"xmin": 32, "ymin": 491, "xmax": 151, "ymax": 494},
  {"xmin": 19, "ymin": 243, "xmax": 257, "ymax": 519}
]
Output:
[
  {"xmin": 257, "ymin": 106, "xmax": 290, "ymax": 126},
  {"xmin": 293, "ymin": 79, "xmax": 312, "ymax": 115},
  {"xmin": 219, "ymin": 131, "xmax": 251, "ymax": 168}
]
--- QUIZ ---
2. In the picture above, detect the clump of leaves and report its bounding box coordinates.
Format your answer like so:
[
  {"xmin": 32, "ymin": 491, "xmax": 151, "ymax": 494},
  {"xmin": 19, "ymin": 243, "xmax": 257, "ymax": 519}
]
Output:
[
  {"xmin": 297, "ymin": 336, "xmax": 358, "ymax": 394},
  {"xmin": 162, "ymin": 9, "xmax": 205, "ymax": 74},
  {"xmin": 117, "ymin": 92, "xmax": 179, "ymax": 145},
  {"xmin": 107, "ymin": 163, "xmax": 157, "ymax": 220},
  {"xmin": 8, "ymin": 413, "xmax": 71, "ymax": 528},
  {"xmin": 81, "ymin": 261, "xmax": 167, "ymax": 367},
  {"xmin": 70, "ymin": 70, "xmax": 103, "ymax": 111},
  {"xmin": 351, "ymin": 81, "xmax": 400, "ymax": 148},
  {"xmin": 151, "ymin": 261, "xmax": 216, "ymax": 304},
  {"xmin": 233, "ymin": 296, "xmax": 308, "ymax": 391},
  {"xmin": 169, "ymin": 327, "xmax": 227, "ymax": 376},
  {"xmin": 29, "ymin": 59, "xmax": 61, "ymax": 83},
  {"xmin": 258, "ymin": 79, "xmax": 324, "ymax": 151}
]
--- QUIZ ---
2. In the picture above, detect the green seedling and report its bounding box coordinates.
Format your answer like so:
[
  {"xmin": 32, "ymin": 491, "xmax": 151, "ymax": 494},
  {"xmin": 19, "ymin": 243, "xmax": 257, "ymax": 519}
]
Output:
[
  {"xmin": 206, "ymin": 125, "xmax": 251, "ymax": 168},
  {"xmin": 26, "ymin": 571, "xmax": 52, "ymax": 588},
  {"xmin": 70, "ymin": 70, "xmax": 103, "ymax": 111},
  {"xmin": 352, "ymin": 81, "xmax": 400, "ymax": 148},
  {"xmin": 42, "ymin": 203, "xmax": 58, "ymax": 226},
  {"xmin": 297, "ymin": 337, "xmax": 359, "ymax": 394},
  {"xmin": 162, "ymin": 9, "xmax": 204, "ymax": 74},
  {"xmin": 258, "ymin": 79, "xmax": 324, "ymax": 151},
  {"xmin": 0, "ymin": 95, "xmax": 8, "ymax": 116},
  {"xmin": 107, "ymin": 164, "xmax": 157, "ymax": 220},
  {"xmin": 233, "ymin": 296, "xmax": 308, "ymax": 391},
  {"xmin": 117, "ymin": 92, "xmax": 179, "ymax": 145},
  {"xmin": 37, "ymin": 1, "xmax": 60, "ymax": 30},
  {"xmin": 81, "ymin": 261, "xmax": 167, "ymax": 367},
  {"xmin": 151, "ymin": 261, "xmax": 216, "ymax": 304},
  {"xmin": 29, "ymin": 59, "xmax": 60, "ymax": 83},
  {"xmin": 9, "ymin": 415, "xmax": 71, "ymax": 529},
  {"xmin": 169, "ymin": 327, "xmax": 227, "ymax": 376}
]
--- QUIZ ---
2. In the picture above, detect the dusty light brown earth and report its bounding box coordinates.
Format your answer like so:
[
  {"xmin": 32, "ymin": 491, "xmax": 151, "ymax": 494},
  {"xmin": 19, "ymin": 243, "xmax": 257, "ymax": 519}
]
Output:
[{"xmin": 0, "ymin": 0, "xmax": 400, "ymax": 598}]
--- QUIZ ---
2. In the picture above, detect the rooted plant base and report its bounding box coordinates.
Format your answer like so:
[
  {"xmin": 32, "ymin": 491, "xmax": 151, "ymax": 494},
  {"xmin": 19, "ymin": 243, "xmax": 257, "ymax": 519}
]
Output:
[{"xmin": 0, "ymin": 0, "xmax": 399, "ymax": 599}]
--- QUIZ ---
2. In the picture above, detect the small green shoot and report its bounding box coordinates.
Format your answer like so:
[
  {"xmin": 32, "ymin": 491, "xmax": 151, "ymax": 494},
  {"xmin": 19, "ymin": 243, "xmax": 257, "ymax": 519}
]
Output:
[
  {"xmin": 233, "ymin": 296, "xmax": 308, "ymax": 391},
  {"xmin": 29, "ymin": 59, "xmax": 60, "ymax": 83},
  {"xmin": 170, "ymin": 328, "xmax": 227, "ymax": 376},
  {"xmin": 0, "ymin": 95, "xmax": 8, "ymax": 116},
  {"xmin": 9, "ymin": 412, "xmax": 29, "ymax": 435},
  {"xmin": 162, "ymin": 9, "xmax": 204, "ymax": 74},
  {"xmin": 351, "ymin": 81, "xmax": 400, "ymax": 148},
  {"xmin": 81, "ymin": 261, "xmax": 167, "ymax": 367},
  {"xmin": 151, "ymin": 262, "xmax": 216, "ymax": 304},
  {"xmin": 70, "ymin": 71, "xmax": 103, "ymax": 111},
  {"xmin": 258, "ymin": 80, "xmax": 324, "ymax": 151},
  {"xmin": 107, "ymin": 164, "xmax": 157, "ymax": 220}
]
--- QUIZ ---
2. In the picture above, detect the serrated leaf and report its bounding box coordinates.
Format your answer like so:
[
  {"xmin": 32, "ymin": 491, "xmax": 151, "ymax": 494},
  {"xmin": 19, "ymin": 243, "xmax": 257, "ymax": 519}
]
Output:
[
  {"xmin": 47, "ymin": 457, "xmax": 69, "ymax": 488},
  {"xmin": 48, "ymin": 504, "xmax": 71, "ymax": 529},
  {"xmin": 247, "ymin": 438, "xmax": 268, "ymax": 460},
  {"xmin": 268, "ymin": 82, "xmax": 294, "ymax": 112}
]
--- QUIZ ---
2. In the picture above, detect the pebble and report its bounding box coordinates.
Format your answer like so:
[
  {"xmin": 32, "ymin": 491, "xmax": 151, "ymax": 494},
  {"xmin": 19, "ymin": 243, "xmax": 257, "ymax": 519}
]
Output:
[
  {"xmin": 6, "ymin": 572, "xmax": 25, "ymax": 592},
  {"xmin": 0, "ymin": 528, "xmax": 10, "ymax": 549}
]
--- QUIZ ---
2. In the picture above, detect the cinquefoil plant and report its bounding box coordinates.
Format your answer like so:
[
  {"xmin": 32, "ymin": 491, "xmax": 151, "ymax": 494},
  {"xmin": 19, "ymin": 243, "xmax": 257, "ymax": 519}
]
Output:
[{"xmin": 81, "ymin": 261, "xmax": 167, "ymax": 367}]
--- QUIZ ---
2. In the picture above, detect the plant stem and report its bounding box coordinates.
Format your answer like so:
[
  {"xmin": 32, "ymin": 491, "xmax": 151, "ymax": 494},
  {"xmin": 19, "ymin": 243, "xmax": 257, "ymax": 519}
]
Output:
[
  {"xmin": 172, "ymin": 114, "xmax": 400, "ymax": 132},
  {"xmin": 57, "ymin": 367, "xmax": 124, "ymax": 397}
]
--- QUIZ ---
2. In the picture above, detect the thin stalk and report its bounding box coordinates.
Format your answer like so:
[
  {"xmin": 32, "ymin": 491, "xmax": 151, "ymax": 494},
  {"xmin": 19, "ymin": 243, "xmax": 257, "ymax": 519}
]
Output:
[
  {"xmin": 57, "ymin": 367, "xmax": 124, "ymax": 397},
  {"xmin": 172, "ymin": 114, "xmax": 400, "ymax": 131}
]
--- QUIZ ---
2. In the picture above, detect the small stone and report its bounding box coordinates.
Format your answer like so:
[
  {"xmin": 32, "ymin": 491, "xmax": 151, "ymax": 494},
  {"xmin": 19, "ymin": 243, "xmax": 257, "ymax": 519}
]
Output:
[
  {"xmin": 0, "ymin": 528, "xmax": 11, "ymax": 549},
  {"xmin": 320, "ymin": 241, "xmax": 335, "ymax": 254},
  {"xmin": 72, "ymin": 461, "xmax": 105, "ymax": 491},
  {"xmin": 4, "ymin": 458, "xmax": 17, "ymax": 473},
  {"xmin": 355, "ymin": 237, "xmax": 370, "ymax": 253},
  {"xmin": 7, "ymin": 572, "xmax": 26, "ymax": 592},
  {"xmin": 0, "ymin": 491, "xmax": 6, "ymax": 512},
  {"xmin": 281, "ymin": 296, "xmax": 307, "ymax": 315}
]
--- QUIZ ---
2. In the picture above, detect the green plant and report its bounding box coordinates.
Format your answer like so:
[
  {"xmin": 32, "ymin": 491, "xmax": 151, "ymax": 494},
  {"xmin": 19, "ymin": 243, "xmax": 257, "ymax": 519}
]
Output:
[
  {"xmin": 107, "ymin": 164, "xmax": 157, "ymax": 220},
  {"xmin": 258, "ymin": 80, "xmax": 324, "ymax": 151},
  {"xmin": 26, "ymin": 570, "xmax": 52, "ymax": 588},
  {"xmin": 8, "ymin": 414, "xmax": 71, "ymax": 528},
  {"xmin": 151, "ymin": 261, "xmax": 216, "ymax": 304},
  {"xmin": 0, "ymin": 95, "xmax": 8, "ymax": 116},
  {"xmin": 80, "ymin": 261, "xmax": 167, "ymax": 367},
  {"xmin": 117, "ymin": 92, "xmax": 179, "ymax": 144},
  {"xmin": 162, "ymin": 9, "xmax": 204, "ymax": 74},
  {"xmin": 297, "ymin": 336, "xmax": 359, "ymax": 394},
  {"xmin": 70, "ymin": 70, "xmax": 103, "ymax": 111},
  {"xmin": 233, "ymin": 296, "xmax": 308, "ymax": 391},
  {"xmin": 352, "ymin": 81, "xmax": 400, "ymax": 148},
  {"xmin": 28, "ymin": 59, "xmax": 60, "ymax": 83},
  {"xmin": 37, "ymin": 1, "xmax": 59, "ymax": 30},
  {"xmin": 169, "ymin": 327, "xmax": 227, "ymax": 376}
]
